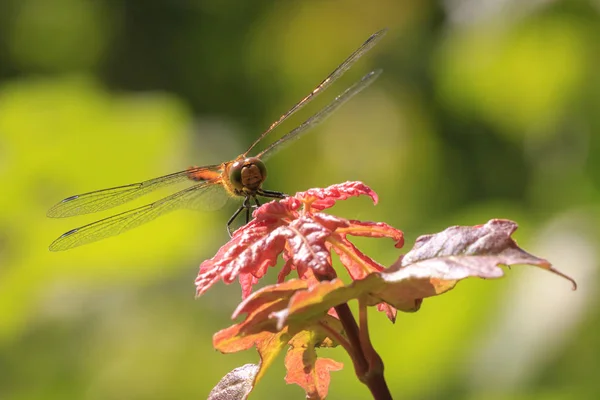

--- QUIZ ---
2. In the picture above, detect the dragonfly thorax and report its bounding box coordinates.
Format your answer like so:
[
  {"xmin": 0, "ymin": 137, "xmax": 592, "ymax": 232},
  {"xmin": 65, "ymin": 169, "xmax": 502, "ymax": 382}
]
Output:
[{"xmin": 229, "ymin": 157, "xmax": 267, "ymax": 195}]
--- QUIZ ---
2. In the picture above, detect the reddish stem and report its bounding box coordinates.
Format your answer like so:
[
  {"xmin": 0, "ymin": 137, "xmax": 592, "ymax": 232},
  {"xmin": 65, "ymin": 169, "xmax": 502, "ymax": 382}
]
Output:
[
  {"xmin": 358, "ymin": 299, "xmax": 390, "ymax": 399},
  {"xmin": 315, "ymin": 270, "xmax": 391, "ymax": 399},
  {"xmin": 334, "ymin": 303, "xmax": 368, "ymax": 376},
  {"xmin": 334, "ymin": 303, "xmax": 392, "ymax": 400}
]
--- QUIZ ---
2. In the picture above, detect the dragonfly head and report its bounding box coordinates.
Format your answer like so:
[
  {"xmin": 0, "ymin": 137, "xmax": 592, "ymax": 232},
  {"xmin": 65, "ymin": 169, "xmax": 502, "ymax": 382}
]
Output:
[{"xmin": 229, "ymin": 157, "xmax": 267, "ymax": 194}]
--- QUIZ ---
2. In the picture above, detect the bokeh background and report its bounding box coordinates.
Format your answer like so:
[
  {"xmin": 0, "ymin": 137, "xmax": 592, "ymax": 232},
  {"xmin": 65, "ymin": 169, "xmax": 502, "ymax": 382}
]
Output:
[{"xmin": 1, "ymin": 0, "xmax": 598, "ymax": 399}]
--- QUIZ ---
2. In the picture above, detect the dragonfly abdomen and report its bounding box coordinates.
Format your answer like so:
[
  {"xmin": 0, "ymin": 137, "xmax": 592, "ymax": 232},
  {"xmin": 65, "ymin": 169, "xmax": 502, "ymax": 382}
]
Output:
[{"xmin": 186, "ymin": 167, "xmax": 221, "ymax": 182}]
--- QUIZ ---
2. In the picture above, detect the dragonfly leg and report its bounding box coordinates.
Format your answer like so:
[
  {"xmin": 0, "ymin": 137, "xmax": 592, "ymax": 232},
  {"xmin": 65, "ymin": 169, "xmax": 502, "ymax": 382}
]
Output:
[
  {"xmin": 227, "ymin": 200, "xmax": 247, "ymax": 237},
  {"xmin": 243, "ymin": 196, "xmax": 253, "ymax": 224},
  {"xmin": 227, "ymin": 196, "xmax": 255, "ymax": 236},
  {"xmin": 257, "ymin": 188, "xmax": 287, "ymax": 199}
]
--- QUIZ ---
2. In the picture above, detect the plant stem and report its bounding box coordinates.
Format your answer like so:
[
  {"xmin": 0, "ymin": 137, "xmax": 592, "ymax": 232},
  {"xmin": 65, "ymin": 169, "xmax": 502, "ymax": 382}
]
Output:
[
  {"xmin": 314, "ymin": 271, "xmax": 391, "ymax": 399},
  {"xmin": 363, "ymin": 371, "xmax": 393, "ymax": 400},
  {"xmin": 334, "ymin": 303, "xmax": 368, "ymax": 376},
  {"xmin": 358, "ymin": 299, "xmax": 391, "ymax": 400},
  {"xmin": 334, "ymin": 303, "xmax": 392, "ymax": 400}
]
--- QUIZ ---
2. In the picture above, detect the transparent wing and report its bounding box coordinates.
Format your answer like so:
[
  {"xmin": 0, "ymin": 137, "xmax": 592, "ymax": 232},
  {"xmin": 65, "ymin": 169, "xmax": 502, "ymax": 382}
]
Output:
[
  {"xmin": 257, "ymin": 70, "xmax": 382, "ymax": 161},
  {"xmin": 49, "ymin": 181, "xmax": 228, "ymax": 251},
  {"xmin": 243, "ymin": 28, "xmax": 387, "ymax": 156},
  {"xmin": 47, "ymin": 165, "xmax": 221, "ymax": 218}
]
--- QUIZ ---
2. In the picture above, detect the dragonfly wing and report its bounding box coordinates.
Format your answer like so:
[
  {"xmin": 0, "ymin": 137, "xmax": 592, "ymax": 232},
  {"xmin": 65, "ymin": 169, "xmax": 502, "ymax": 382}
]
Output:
[
  {"xmin": 47, "ymin": 165, "xmax": 221, "ymax": 218},
  {"xmin": 182, "ymin": 180, "xmax": 230, "ymax": 211},
  {"xmin": 49, "ymin": 180, "xmax": 226, "ymax": 251},
  {"xmin": 243, "ymin": 29, "xmax": 387, "ymax": 156},
  {"xmin": 257, "ymin": 70, "xmax": 382, "ymax": 161}
]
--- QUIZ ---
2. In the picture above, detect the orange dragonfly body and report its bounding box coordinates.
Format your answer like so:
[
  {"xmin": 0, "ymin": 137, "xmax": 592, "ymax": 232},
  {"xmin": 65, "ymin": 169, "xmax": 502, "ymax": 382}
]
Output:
[{"xmin": 48, "ymin": 29, "xmax": 387, "ymax": 251}]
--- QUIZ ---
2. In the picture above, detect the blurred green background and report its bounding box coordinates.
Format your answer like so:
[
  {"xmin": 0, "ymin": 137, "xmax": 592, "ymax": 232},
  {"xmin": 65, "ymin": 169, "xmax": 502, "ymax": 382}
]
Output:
[{"xmin": 1, "ymin": 0, "xmax": 598, "ymax": 399}]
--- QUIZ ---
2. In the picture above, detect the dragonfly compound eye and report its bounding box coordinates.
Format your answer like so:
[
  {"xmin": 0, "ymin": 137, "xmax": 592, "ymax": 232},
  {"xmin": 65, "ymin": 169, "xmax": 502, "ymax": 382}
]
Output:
[
  {"xmin": 229, "ymin": 161, "xmax": 244, "ymax": 191},
  {"xmin": 229, "ymin": 157, "xmax": 267, "ymax": 193}
]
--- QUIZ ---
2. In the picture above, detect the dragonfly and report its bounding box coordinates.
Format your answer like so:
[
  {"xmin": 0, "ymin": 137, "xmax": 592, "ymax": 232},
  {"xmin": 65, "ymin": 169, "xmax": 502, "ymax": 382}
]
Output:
[{"xmin": 48, "ymin": 29, "xmax": 387, "ymax": 251}]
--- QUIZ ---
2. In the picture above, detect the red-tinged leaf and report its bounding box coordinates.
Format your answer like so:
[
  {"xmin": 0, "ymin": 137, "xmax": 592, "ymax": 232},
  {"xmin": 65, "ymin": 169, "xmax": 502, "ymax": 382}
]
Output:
[
  {"xmin": 214, "ymin": 306, "xmax": 287, "ymax": 353},
  {"xmin": 196, "ymin": 181, "xmax": 396, "ymax": 299},
  {"xmin": 277, "ymin": 257, "xmax": 295, "ymax": 283},
  {"xmin": 195, "ymin": 223, "xmax": 287, "ymax": 298},
  {"xmin": 271, "ymin": 279, "xmax": 374, "ymax": 330},
  {"xmin": 289, "ymin": 181, "xmax": 378, "ymax": 211},
  {"xmin": 213, "ymin": 283, "xmax": 307, "ymax": 356},
  {"xmin": 329, "ymin": 236, "xmax": 386, "ymax": 280},
  {"xmin": 196, "ymin": 205, "xmax": 349, "ymax": 298},
  {"xmin": 238, "ymin": 272, "xmax": 259, "ymax": 299},
  {"xmin": 214, "ymin": 326, "xmax": 269, "ymax": 354},
  {"xmin": 285, "ymin": 330, "xmax": 344, "ymax": 400},
  {"xmin": 329, "ymin": 236, "xmax": 397, "ymax": 322},
  {"xmin": 262, "ymin": 220, "xmax": 577, "ymax": 325},
  {"xmin": 216, "ymin": 306, "xmax": 347, "ymax": 397},
  {"xmin": 255, "ymin": 330, "xmax": 291, "ymax": 383},
  {"xmin": 281, "ymin": 248, "xmax": 325, "ymax": 287},
  {"xmin": 247, "ymin": 198, "xmax": 301, "ymax": 228},
  {"xmin": 371, "ymin": 219, "xmax": 577, "ymax": 311},
  {"xmin": 219, "ymin": 281, "xmax": 308, "ymax": 340},
  {"xmin": 313, "ymin": 315, "xmax": 348, "ymax": 347},
  {"xmin": 341, "ymin": 220, "xmax": 404, "ymax": 248},
  {"xmin": 374, "ymin": 258, "xmax": 509, "ymax": 312},
  {"xmin": 220, "ymin": 278, "xmax": 350, "ymax": 349},
  {"xmin": 208, "ymin": 363, "xmax": 259, "ymax": 400},
  {"xmin": 286, "ymin": 356, "xmax": 343, "ymax": 400},
  {"xmin": 270, "ymin": 275, "xmax": 409, "ymax": 328},
  {"xmin": 376, "ymin": 302, "xmax": 397, "ymax": 323},
  {"xmin": 399, "ymin": 219, "xmax": 577, "ymax": 289},
  {"xmin": 214, "ymin": 327, "xmax": 290, "ymax": 386},
  {"xmin": 199, "ymin": 198, "xmax": 310, "ymax": 298},
  {"xmin": 218, "ymin": 219, "xmax": 577, "ymax": 331},
  {"xmin": 233, "ymin": 279, "xmax": 309, "ymax": 321},
  {"xmin": 284, "ymin": 214, "xmax": 346, "ymax": 276}
]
